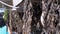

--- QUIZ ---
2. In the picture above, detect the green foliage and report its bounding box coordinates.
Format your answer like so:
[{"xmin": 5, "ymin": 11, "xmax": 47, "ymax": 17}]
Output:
[{"xmin": 4, "ymin": 10, "xmax": 9, "ymax": 22}]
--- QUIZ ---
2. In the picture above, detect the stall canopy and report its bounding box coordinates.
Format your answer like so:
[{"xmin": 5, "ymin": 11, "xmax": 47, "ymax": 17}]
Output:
[
  {"xmin": 12, "ymin": 0, "xmax": 22, "ymax": 10},
  {"xmin": 13, "ymin": 0, "xmax": 22, "ymax": 6}
]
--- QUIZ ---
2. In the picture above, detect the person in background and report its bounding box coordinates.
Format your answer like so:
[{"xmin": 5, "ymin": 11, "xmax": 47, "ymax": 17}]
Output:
[
  {"xmin": 0, "ymin": 17, "xmax": 12, "ymax": 34},
  {"xmin": 0, "ymin": 18, "xmax": 8, "ymax": 34}
]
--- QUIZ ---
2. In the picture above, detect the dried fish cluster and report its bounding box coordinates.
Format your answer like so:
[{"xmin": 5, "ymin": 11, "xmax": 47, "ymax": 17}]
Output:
[
  {"xmin": 9, "ymin": 0, "xmax": 60, "ymax": 34},
  {"xmin": 41, "ymin": 0, "xmax": 60, "ymax": 34}
]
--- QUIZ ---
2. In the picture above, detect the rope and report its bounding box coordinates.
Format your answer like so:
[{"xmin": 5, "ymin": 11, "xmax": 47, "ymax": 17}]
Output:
[{"xmin": 0, "ymin": 1, "xmax": 19, "ymax": 9}]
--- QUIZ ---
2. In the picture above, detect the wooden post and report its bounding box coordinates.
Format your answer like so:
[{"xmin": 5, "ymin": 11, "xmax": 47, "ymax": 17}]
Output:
[{"xmin": 9, "ymin": 10, "xmax": 12, "ymax": 34}]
